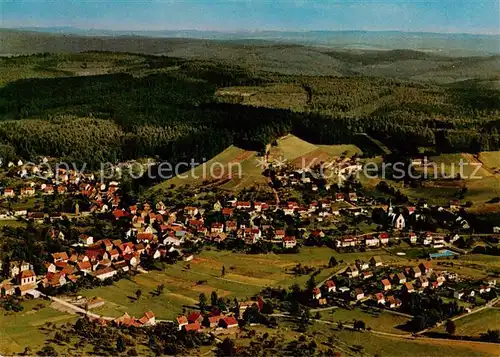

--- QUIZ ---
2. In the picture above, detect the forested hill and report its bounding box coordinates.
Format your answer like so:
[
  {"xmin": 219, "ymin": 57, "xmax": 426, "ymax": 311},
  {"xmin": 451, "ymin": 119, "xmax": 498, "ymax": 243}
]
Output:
[
  {"xmin": 0, "ymin": 52, "xmax": 499, "ymax": 169},
  {"xmin": 2, "ymin": 29, "xmax": 500, "ymax": 83}
]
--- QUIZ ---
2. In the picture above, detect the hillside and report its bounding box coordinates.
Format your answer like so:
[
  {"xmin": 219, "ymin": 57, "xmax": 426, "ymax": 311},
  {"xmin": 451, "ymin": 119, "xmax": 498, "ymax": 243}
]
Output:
[
  {"xmin": 0, "ymin": 51, "xmax": 498, "ymax": 170},
  {"xmin": 152, "ymin": 134, "xmax": 362, "ymax": 193},
  {"xmin": 1, "ymin": 29, "xmax": 499, "ymax": 83}
]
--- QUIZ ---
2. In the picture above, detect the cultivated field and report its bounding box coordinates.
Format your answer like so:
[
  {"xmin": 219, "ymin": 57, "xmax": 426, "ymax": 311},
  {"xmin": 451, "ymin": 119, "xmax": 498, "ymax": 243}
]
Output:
[{"xmin": 153, "ymin": 135, "xmax": 362, "ymax": 193}]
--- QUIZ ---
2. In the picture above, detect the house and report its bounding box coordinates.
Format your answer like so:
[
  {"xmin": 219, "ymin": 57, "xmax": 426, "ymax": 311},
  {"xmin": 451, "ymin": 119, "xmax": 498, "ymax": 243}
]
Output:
[
  {"xmin": 365, "ymin": 236, "xmax": 380, "ymax": 247},
  {"xmin": 3, "ymin": 188, "xmax": 15, "ymax": 198},
  {"xmin": 433, "ymin": 272, "xmax": 446, "ymax": 286},
  {"xmin": 348, "ymin": 192, "xmax": 358, "ymax": 202},
  {"xmin": 419, "ymin": 262, "xmax": 432, "ymax": 275},
  {"xmin": 362, "ymin": 271, "xmax": 373, "ymax": 280},
  {"xmin": 20, "ymin": 187, "xmax": 35, "ymax": 197},
  {"xmin": 403, "ymin": 282, "xmax": 415, "ymax": 293},
  {"xmin": 422, "ymin": 232, "xmax": 433, "ymax": 245},
  {"xmin": 393, "ymin": 214, "xmax": 405, "ymax": 230},
  {"xmin": 355, "ymin": 260, "xmax": 369, "ymax": 271},
  {"xmin": 77, "ymin": 261, "xmax": 93, "ymax": 275},
  {"xmin": 183, "ymin": 322, "xmax": 201, "ymax": 332},
  {"xmin": 187, "ymin": 312, "xmax": 204, "ymax": 324},
  {"xmin": 312, "ymin": 287, "xmax": 322, "ymax": 300},
  {"xmin": 392, "ymin": 273, "xmax": 407, "ymax": 285},
  {"xmin": 336, "ymin": 236, "xmax": 358, "ymax": 248},
  {"xmin": 479, "ymin": 284, "xmax": 491, "ymax": 294},
  {"xmin": 378, "ymin": 233, "xmax": 389, "ymax": 245},
  {"xmin": 381, "ymin": 279, "xmax": 392, "ymax": 291},
  {"xmin": 408, "ymin": 232, "xmax": 417, "ymax": 244},
  {"xmin": 52, "ymin": 252, "xmax": 69, "ymax": 263},
  {"xmin": 18, "ymin": 270, "xmax": 36, "ymax": 286},
  {"xmin": 325, "ymin": 280, "xmax": 336, "ymax": 293},
  {"xmin": 453, "ymin": 290, "xmax": 465, "ymax": 299},
  {"xmin": 0, "ymin": 280, "xmax": 15, "ymax": 296},
  {"xmin": 374, "ymin": 292, "xmax": 385, "ymax": 305},
  {"xmin": 183, "ymin": 254, "xmax": 194, "ymax": 262},
  {"xmin": 93, "ymin": 267, "xmax": 117, "ymax": 281},
  {"xmin": 275, "ymin": 229, "xmax": 286, "ymax": 239},
  {"xmin": 204, "ymin": 315, "xmax": 222, "ymax": 328},
  {"xmin": 79, "ymin": 235, "xmax": 94, "ymax": 246},
  {"xmin": 431, "ymin": 237, "xmax": 445, "ymax": 249},
  {"xmin": 353, "ymin": 288, "xmax": 364, "ymax": 300},
  {"xmin": 449, "ymin": 200, "xmax": 460, "ymax": 211},
  {"xmin": 138, "ymin": 311, "xmax": 156, "ymax": 326},
  {"xmin": 335, "ymin": 193, "xmax": 345, "ymax": 201},
  {"xmin": 485, "ymin": 278, "xmax": 497, "ymax": 287},
  {"xmin": 43, "ymin": 272, "xmax": 66, "ymax": 288},
  {"xmin": 211, "ymin": 223, "xmax": 224, "ymax": 234},
  {"xmin": 176, "ymin": 315, "xmax": 189, "ymax": 330},
  {"xmin": 370, "ymin": 256, "xmax": 383, "ymax": 267},
  {"xmin": 283, "ymin": 236, "xmax": 297, "ymax": 249},
  {"xmin": 222, "ymin": 207, "xmax": 233, "ymax": 217},
  {"xmin": 346, "ymin": 265, "xmax": 359, "ymax": 278},
  {"xmin": 406, "ymin": 266, "xmax": 421, "ymax": 279},
  {"xmin": 386, "ymin": 296, "xmax": 402, "ymax": 308},
  {"xmin": 184, "ymin": 206, "xmax": 199, "ymax": 216},
  {"xmin": 225, "ymin": 220, "xmax": 238, "ymax": 232},
  {"xmin": 236, "ymin": 201, "xmax": 251, "ymax": 210},
  {"xmin": 417, "ymin": 276, "xmax": 429, "ymax": 288},
  {"xmin": 219, "ymin": 316, "xmax": 239, "ymax": 329}
]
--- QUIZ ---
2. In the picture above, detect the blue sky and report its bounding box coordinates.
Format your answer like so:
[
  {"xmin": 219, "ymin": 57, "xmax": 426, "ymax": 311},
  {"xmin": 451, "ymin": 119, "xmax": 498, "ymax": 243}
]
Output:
[{"xmin": 1, "ymin": 0, "xmax": 499, "ymax": 34}]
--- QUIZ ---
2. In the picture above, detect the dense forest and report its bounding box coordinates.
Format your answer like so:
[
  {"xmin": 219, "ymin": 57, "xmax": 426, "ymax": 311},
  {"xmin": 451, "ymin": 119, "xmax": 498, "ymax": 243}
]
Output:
[{"xmin": 0, "ymin": 53, "xmax": 499, "ymax": 169}]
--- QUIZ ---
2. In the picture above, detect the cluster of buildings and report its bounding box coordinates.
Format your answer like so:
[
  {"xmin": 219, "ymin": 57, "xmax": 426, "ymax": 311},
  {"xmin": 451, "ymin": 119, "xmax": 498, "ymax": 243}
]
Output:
[
  {"xmin": 176, "ymin": 312, "xmax": 239, "ymax": 333},
  {"xmin": 312, "ymin": 256, "xmax": 497, "ymax": 311}
]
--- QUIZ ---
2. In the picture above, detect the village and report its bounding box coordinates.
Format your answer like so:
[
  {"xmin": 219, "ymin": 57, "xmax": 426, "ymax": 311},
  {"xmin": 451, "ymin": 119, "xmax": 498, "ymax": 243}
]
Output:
[{"xmin": 0, "ymin": 156, "xmax": 499, "ymax": 350}]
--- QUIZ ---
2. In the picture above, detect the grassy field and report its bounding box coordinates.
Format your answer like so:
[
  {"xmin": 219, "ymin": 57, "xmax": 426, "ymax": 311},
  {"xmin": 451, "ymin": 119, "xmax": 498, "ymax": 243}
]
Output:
[
  {"xmin": 238, "ymin": 320, "xmax": 496, "ymax": 357},
  {"xmin": 152, "ymin": 145, "xmax": 267, "ymax": 192},
  {"xmin": 0, "ymin": 299, "xmax": 77, "ymax": 355},
  {"xmin": 319, "ymin": 307, "xmax": 411, "ymax": 335},
  {"xmin": 79, "ymin": 247, "xmax": 402, "ymax": 321},
  {"xmin": 432, "ymin": 308, "xmax": 500, "ymax": 338}
]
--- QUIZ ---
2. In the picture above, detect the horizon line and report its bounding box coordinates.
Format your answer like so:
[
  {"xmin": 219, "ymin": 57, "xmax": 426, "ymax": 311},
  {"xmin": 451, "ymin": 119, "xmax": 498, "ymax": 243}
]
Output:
[{"xmin": 4, "ymin": 26, "xmax": 500, "ymax": 37}]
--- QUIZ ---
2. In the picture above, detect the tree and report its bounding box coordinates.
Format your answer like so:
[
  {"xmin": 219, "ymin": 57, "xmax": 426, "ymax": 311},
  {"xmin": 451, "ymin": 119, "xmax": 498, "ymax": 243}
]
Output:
[
  {"xmin": 481, "ymin": 329, "xmax": 500, "ymax": 343},
  {"xmin": 216, "ymin": 338, "xmax": 236, "ymax": 357},
  {"xmin": 135, "ymin": 289, "xmax": 142, "ymax": 300},
  {"xmin": 116, "ymin": 336, "xmax": 126, "ymax": 352},
  {"xmin": 353, "ymin": 320, "xmax": 366, "ymax": 331},
  {"xmin": 221, "ymin": 265, "xmax": 226, "ymax": 277},
  {"xmin": 199, "ymin": 293, "xmax": 207, "ymax": 312},
  {"xmin": 445, "ymin": 319, "xmax": 456, "ymax": 335},
  {"xmin": 328, "ymin": 256, "xmax": 338, "ymax": 268},
  {"xmin": 211, "ymin": 291, "xmax": 218, "ymax": 307},
  {"xmin": 306, "ymin": 275, "xmax": 316, "ymax": 293},
  {"xmin": 156, "ymin": 284, "xmax": 165, "ymax": 295}
]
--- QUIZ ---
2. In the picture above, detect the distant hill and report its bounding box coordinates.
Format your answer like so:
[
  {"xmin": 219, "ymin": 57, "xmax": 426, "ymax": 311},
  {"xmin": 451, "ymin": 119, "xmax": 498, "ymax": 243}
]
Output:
[
  {"xmin": 1, "ymin": 29, "xmax": 499, "ymax": 83},
  {"xmin": 8, "ymin": 27, "xmax": 500, "ymax": 56}
]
